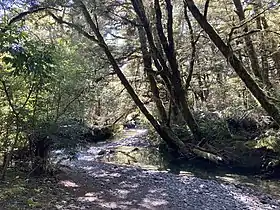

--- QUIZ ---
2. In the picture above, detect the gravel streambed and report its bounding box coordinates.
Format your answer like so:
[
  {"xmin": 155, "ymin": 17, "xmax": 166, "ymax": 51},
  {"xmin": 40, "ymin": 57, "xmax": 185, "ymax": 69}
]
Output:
[
  {"xmin": 55, "ymin": 129, "xmax": 280, "ymax": 210},
  {"xmin": 58, "ymin": 160, "xmax": 280, "ymax": 210}
]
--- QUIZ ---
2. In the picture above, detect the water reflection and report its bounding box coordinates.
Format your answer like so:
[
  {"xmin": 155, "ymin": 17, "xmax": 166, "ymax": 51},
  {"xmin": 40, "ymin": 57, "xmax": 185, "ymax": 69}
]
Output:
[{"xmin": 102, "ymin": 146, "xmax": 168, "ymax": 170}]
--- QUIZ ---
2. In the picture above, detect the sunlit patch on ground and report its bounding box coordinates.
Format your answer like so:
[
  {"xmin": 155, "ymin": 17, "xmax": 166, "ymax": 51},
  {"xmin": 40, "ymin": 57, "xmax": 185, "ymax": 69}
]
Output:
[
  {"xmin": 77, "ymin": 192, "xmax": 99, "ymax": 202},
  {"xmin": 59, "ymin": 180, "xmax": 79, "ymax": 187},
  {"xmin": 179, "ymin": 171, "xmax": 194, "ymax": 176},
  {"xmin": 118, "ymin": 181, "xmax": 139, "ymax": 189},
  {"xmin": 115, "ymin": 189, "xmax": 131, "ymax": 198},
  {"xmin": 78, "ymin": 155, "xmax": 96, "ymax": 161},
  {"xmin": 140, "ymin": 197, "xmax": 169, "ymax": 209}
]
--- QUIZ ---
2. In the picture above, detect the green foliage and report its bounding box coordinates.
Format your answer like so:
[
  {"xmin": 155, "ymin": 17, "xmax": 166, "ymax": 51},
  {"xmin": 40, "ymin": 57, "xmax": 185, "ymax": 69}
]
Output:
[
  {"xmin": 1, "ymin": 0, "xmax": 280, "ymax": 178},
  {"xmin": 247, "ymin": 130, "xmax": 280, "ymax": 153},
  {"xmin": 0, "ymin": 171, "xmax": 68, "ymax": 209},
  {"xmin": 195, "ymin": 111, "xmax": 230, "ymax": 142},
  {"xmin": 0, "ymin": 20, "xmax": 100, "ymax": 175}
]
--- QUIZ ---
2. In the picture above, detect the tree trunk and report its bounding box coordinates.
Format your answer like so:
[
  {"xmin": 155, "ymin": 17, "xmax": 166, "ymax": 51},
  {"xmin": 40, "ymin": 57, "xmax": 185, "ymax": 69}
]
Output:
[
  {"xmin": 1, "ymin": 121, "xmax": 20, "ymax": 180},
  {"xmin": 256, "ymin": 19, "xmax": 270, "ymax": 87},
  {"xmin": 48, "ymin": 0, "xmax": 227, "ymax": 164},
  {"xmin": 232, "ymin": 0, "xmax": 263, "ymax": 83},
  {"xmin": 138, "ymin": 25, "xmax": 168, "ymax": 123},
  {"xmin": 254, "ymin": 0, "xmax": 272, "ymax": 88},
  {"xmin": 75, "ymin": 0, "xmax": 192, "ymax": 155},
  {"xmin": 31, "ymin": 136, "xmax": 51, "ymax": 176},
  {"xmin": 150, "ymin": 0, "xmax": 203, "ymax": 141},
  {"xmin": 185, "ymin": 0, "xmax": 280, "ymax": 125},
  {"xmin": 260, "ymin": 16, "xmax": 280, "ymax": 77},
  {"xmin": 101, "ymin": 30, "xmax": 191, "ymax": 156}
]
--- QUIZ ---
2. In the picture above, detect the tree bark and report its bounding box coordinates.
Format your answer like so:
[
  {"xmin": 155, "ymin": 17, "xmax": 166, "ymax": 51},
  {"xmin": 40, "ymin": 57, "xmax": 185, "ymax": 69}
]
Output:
[
  {"xmin": 165, "ymin": 0, "xmax": 202, "ymax": 141},
  {"xmin": 183, "ymin": 3, "xmax": 199, "ymax": 90},
  {"xmin": 254, "ymin": 0, "xmax": 272, "ymax": 88},
  {"xmin": 260, "ymin": 15, "xmax": 280, "ymax": 77},
  {"xmin": 255, "ymin": 11, "xmax": 271, "ymax": 87},
  {"xmin": 73, "ymin": 0, "xmax": 194, "ymax": 155},
  {"xmin": 184, "ymin": 0, "xmax": 280, "ymax": 125},
  {"xmin": 232, "ymin": 0, "xmax": 263, "ymax": 83},
  {"xmin": 138, "ymin": 25, "xmax": 168, "ymax": 123},
  {"xmin": 151, "ymin": 0, "xmax": 203, "ymax": 141}
]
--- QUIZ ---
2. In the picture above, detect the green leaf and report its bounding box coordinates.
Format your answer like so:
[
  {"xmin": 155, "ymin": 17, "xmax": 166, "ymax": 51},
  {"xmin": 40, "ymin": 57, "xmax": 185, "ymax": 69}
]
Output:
[{"xmin": 27, "ymin": 198, "xmax": 40, "ymax": 207}]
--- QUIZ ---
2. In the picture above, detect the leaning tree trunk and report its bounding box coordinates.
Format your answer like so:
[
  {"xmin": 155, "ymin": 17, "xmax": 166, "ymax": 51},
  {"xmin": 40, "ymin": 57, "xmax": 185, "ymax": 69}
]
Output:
[
  {"xmin": 72, "ymin": 0, "xmax": 194, "ymax": 155},
  {"xmin": 157, "ymin": 0, "xmax": 202, "ymax": 141},
  {"xmin": 184, "ymin": 0, "xmax": 280, "ymax": 125},
  {"xmin": 48, "ymin": 0, "xmax": 226, "ymax": 164}
]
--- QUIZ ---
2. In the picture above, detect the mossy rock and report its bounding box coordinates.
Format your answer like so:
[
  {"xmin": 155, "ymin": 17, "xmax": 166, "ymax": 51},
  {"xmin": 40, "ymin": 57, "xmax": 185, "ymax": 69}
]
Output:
[
  {"xmin": 84, "ymin": 126, "xmax": 113, "ymax": 143},
  {"xmin": 249, "ymin": 134, "xmax": 280, "ymax": 153}
]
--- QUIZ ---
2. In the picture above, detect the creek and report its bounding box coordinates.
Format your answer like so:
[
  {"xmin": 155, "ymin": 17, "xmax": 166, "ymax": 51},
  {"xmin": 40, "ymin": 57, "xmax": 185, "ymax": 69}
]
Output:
[{"xmin": 59, "ymin": 128, "xmax": 280, "ymax": 199}]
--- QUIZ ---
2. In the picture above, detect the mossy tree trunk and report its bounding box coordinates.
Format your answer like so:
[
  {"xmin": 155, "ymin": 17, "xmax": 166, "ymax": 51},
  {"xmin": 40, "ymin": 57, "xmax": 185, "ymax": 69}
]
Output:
[
  {"xmin": 131, "ymin": 0, "xmax": 203, "ymax": 142},
  {"xmin": 185, "ymin": 0, "xmax": 280, "ymax": 126},
  {"xmin": 138, "ymin": 25, "xmax": 168, "ymax": 123}
]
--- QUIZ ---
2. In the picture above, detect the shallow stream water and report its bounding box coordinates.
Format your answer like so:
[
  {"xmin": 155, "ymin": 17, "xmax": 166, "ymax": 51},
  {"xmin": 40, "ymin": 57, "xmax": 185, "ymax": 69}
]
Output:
[{"xmin": 59, "ymin": 128, "xmax": 280, "ymax": 199}]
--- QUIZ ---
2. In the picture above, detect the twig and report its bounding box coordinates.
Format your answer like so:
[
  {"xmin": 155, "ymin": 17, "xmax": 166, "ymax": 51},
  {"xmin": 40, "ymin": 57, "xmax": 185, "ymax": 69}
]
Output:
[
  {"xmin": 230, "ymin": 29, "xmax": 261, "ymax": 41},
  {"xmin": 203, "ymin": 0, "xmax": 210, "ymax": 20}
]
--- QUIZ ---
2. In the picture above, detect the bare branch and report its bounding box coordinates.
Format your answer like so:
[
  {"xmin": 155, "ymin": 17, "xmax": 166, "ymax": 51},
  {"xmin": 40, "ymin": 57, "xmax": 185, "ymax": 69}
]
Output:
[
  {"xmin": 203, "ymin": 0, "xmax": 210, "ymax": 20},
  {"xmin": 8, "ymin": 7, "xmax": 48, "ymax": 26},
  {"xmin": 0, "ymin": 79, "xmax": 36, "ymax": 117},
  {"xmin": 21, "ymin": 82, "xmax": 36, "ymax": 109},
  {"xmin": 0, "ymin": 80, "xmax": 18, "ymax": 116},
  {"xmin": 55, "ymin": 88, "xmax": 85, "ymax": 121},
  {"xmin": 108, "ymin": 11, "xmax": 143, "ymax": 27},
  {"xmin": 231, "ymin": 29, "xmax": 261, "ymax": 41},
  {"xmin": 47, "ymin": 11, "xmax": 99, "ymax": 43},
  {"xmin": 1, "ymin": 6, "xmax": 54, "ymax": 33}
]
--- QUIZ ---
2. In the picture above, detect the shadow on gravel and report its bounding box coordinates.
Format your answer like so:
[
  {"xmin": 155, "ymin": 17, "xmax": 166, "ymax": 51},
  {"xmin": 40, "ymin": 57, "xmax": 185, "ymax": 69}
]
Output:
[
  {"xmin": 51, "ymin": 128, "xmax": 279, "ymax": 210},
  {"xmin": 57, "ymin": 165, "xmax": 171, "ymax": 209},
  {"xmin": 53, "ymin": 160, "xmax": 278, "ymax": 210}
]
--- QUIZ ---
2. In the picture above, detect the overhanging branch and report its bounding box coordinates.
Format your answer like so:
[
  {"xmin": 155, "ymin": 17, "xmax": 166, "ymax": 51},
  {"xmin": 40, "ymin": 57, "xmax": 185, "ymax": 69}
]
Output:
[
  {"xmin": 47, "ymin": 11, "xmax": 99, "ymax": 43},
  {"xmin": 1, "ymin": 6, "xmax": 51, "ymax": 33},
  {"xmin": 8, "ymin": 7, "xmax": 49, "ymax": 26}
]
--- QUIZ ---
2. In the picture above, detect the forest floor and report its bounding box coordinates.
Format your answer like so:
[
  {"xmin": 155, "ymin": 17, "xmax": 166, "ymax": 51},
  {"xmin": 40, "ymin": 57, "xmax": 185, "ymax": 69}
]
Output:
[{"xmin": 1, "ymin": 129, "xmax": 280, "ymax": 210}]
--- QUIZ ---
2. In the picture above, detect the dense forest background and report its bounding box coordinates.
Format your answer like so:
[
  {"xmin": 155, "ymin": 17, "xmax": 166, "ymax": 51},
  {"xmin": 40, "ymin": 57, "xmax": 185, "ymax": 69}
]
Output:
[{"xmin": 1, "ymin": 0, "xmax": 280, "ymax": 179}]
